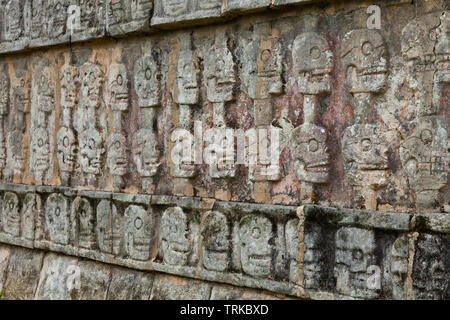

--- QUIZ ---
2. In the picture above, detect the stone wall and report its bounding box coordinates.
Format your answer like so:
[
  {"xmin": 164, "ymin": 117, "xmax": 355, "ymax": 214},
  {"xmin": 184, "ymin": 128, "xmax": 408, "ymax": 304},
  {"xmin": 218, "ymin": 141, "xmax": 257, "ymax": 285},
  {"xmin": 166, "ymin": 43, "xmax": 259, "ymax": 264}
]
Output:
[{"xmin": 0, "ymin": 0, "xmax": 448, "ymax": 300}]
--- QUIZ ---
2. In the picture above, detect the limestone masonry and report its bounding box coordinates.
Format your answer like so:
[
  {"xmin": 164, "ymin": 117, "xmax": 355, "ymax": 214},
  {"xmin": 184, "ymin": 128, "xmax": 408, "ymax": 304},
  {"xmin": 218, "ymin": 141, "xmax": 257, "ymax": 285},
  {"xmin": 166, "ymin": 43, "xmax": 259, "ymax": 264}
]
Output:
[{"xmin": 0, "ymin": 0, "xmax": 448, "ymax": 300}]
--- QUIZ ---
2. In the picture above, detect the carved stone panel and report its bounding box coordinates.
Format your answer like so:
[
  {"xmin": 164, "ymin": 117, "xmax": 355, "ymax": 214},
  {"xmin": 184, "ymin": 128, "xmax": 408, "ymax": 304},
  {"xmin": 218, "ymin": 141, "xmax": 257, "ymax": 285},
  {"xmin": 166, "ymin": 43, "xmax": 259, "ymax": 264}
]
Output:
[
  {"xmin": 200, "ymin": 211, "xmax": 230, "ymax": 272},
  {"xmin": 124, "ymin": 205, "xmax": 153, "ymax": 261},
  {"xmin": 152, "ymin": 0, "xmax": 222, "ymax": 28},
  {"xmin": 45, "ymin": 193, "xmax": 70, "ymax": 245},
  {"xmin": 133, "ymin": 129, "xmax": 160, "ymax": 178},
  {"xmin": 21, "ymin": 193, "xmax": 42, "ymax": 241},
  {"xmin": 73, "ymin": 198, "xmax": 95, "ymax": 249},
  {"xmin": 96, "ymin": 199, "xmax": 123, "ymax": 255},
  {"xmin": 160, "ymin": 206, "xmax": 190, "ymax": 266},
  {"xmin": 134, "ymin": 53, "xmax": 161, "ymax": 108},
  {"xmin": 106, "ymin": 0, "xmax": 152, "ymax": 35},
  {"xmin": 2, "ymin": 192, "xmax": 20, "ymax": 237},
  {"xmin": 238, "ymin": 214, "xmax": 273, "ymax": 278}
]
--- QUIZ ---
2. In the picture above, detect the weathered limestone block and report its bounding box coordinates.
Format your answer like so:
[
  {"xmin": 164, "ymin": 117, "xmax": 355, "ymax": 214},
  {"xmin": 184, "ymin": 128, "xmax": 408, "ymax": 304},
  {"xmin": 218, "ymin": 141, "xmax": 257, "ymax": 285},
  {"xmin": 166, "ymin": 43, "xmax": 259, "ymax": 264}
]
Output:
[
  {"xmin": 413, "ymin": 213, "xmax": 450, "ymax": 300},
  {"xmin": 0, "ymin": 64, "xmax": 10, "ymax": 180},
  {"xmin": 106, "ymin": 0, "xmax": 153, "ymax": 36},
  {"xmin": 150, "ymin": 273, "xmax": 212, "ymax": 300},
  {"xmin": 69, "ymin": 260, "xmax": 111, "ymax": 299},
  {"xmin": 200, "ymin": 211, "xmax": 230, "ymax": 272},
  {"xmin": 107, "ymin": 267, "xmax": 154, "ymax": 300},
  {"xmin": 45, "ymin": 193, "xmax": 72, "ymax": 245},
  {"xmin": 0, "ymin": 245, "xmax": 11, "ymax": 292},
  {"xmin": 159, "ymin": 206, "xmax": 191, "ymax": 266},
  {"xmin": 35, "ymin": 253, "xmax": 79, "ymax": 300},
  {"xmin": 72, "ymin": 197, "xmax": 96, "ymax": 249},
  {"xmin": 96, "ymin": 199, "xmax": 123, "ymax": 256},
  {"xmin": 302, "ymin": 205, "xmax": 412, "ymax": 299},
  {"xmin": 222, "ymin": 0, "xmax": 271, "ymax": 16},
  {"xmin": 0, "ymin": 0, "xmax": 31, "ymax": 53},
  {"xmin": 152, "ymin": 0, "xmax": 223, "ymax": 28},
  {"xmin": 71, "ymin": 0, "xmax": 107, "ymax": 42},
  {"xmin": 124, "ymin": 205, "xmax": 153, "ymax": 261},
  {"xmin": 2, "ymin": 247, "xmax": 44, "ymax": 299}
]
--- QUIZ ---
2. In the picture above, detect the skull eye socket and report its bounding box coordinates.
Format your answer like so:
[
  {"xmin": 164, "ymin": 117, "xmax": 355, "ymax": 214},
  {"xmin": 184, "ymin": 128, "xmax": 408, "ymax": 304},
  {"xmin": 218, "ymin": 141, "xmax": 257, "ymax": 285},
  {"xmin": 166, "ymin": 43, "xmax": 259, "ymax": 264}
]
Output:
[
  {"xmin": 420, "ymin": 129, "xmax": 433, "ymax": 145},
  {"xmin": 117, "ymin": 74, "xmax": 123, "ymax": 85},
  {"xmin": 362, "ymin": 41, "xmax": 374, "ymax": 56},
  {"xmin": 261, "ymin": 49, "xmax": 271, "ymax": 62},
  {"xmin": 251, "ymin": 227, "xmax": 261, "ymax": 239},
  {"xmin": 361, "ymin": 138, "xmax": 372, "ymax": 152},
  {"xmin": 55, "ymin": 207, "xmax": 61, "ymax": 217},
  {"xmin": 352, "ymin": 249, "xmax": 364, "ymax": 261},
  {"xmin": 308, "ymin": 139, "xmax": 319, "ymax": 152},
  {"xmin": 134, "ymin": 217, "xmax": 143, "ymax": 230},
  {"xmin": 63, "ymin": 136, "xmax": 70, "ymax": 148},
  {"xmin": 310, "ymin": 46, "xmax": 321, "ymax": 60},
  {"xmin": 428, "ymin": 28, "xmax": 438, "ymax": 41},
  {"xmin": 80, "ymin": 210, "xmax": 86, "ymax": 218},
  {"xmin": 38, "ymin": 138, "xmax": 44, "ymax": 147},
  {"xmin": 145, "ymin": 68, "xmax": 152, "ymax": 80},
  {"xmin": 183, "ymin": 63, "xmax": 192, "ymax": 75}
]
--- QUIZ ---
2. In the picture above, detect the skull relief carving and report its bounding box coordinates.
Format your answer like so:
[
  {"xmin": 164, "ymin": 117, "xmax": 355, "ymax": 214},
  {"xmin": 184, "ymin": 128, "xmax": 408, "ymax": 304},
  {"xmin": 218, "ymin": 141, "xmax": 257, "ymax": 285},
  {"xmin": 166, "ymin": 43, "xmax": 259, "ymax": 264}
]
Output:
[
  {"xmin": 57, "ymin": 127, "xmax": 78, "ymax": 177},
  {"xmin": 74, "ymin": 198, "xmax": 95, "ymax": 249},
  {"xmin": 21, "ymin": 194, "xmax": 42, "ymax": 241},
  {"xmin": 5, "ymin": 0, "xmax": 23, "ymax": 41},
  {"xmin": 80, "ymin": 128, "xmax": 104, "ymax": 175},
  {"xmin": 133, "ymin": 129, "xmax": 160, "ymax": 177},
  {"xmin": 134, "ymin": 54, "xmax": 161, "ymax": 108},
  {"xmin": 60, "ymin": 64, "xmax": 79, "ymax": 109},
  {"xmin": 48, "ymin": 0, "xmax": 67, "ymax": 38},
  {"xmin": 108, "ymin": 63, "xmax": 130, "ymax": 112},
  {"xmin": 341, "ymin": 29, "xmax": 388, "ymax": 94},
  {"xmin": 124, "ymin": 205, "xmax": 153, "ymax": 261},
  {"xmin": 80, "ymin": 62, "xmax": 104, "ymax": 110},
  {"xmin": 177, "ymin": 49, "xmax": 200, "ymax": 105},
  {"xmin": 292, "ymin": 123, "xmax": 330, "ymax": 184},
  {"xmin": 239, "ymin": 215, "xmax": 273, "ymax": 278},
  {"xmin": 45, "ymin": 193, "xmax": 70, "ymax": 245},
  {"xmin": 2, "ymin": 192, "xmax": 20, "ymax": 237},
  {"xmin": 334, "ymin": 227, "xmax": 378, "ymax": 299},
  {"xmin": 96, "ymin": 200, "xmax": 123, "ymax": 255},
  {"xmin": 285, "ymin": 219, "xmax": 299, "ymax": 284},
  {"xmin": 293, "ymin": 32, "xmax": 333, "ymax": 95},
  {"xmin": 30, "ymin": 127, "xmax": 51, "ymax": 180},
  {"xmin": 201, "ymin": 211, "xmax": 230, "ymax": 272},
  {"xmin": 160, "ymin": 207, "xmax": 190, "ymax": 266},
  {"xmin": 107, "ymin": 133, "xmax": 129, "ymax": 177},
  {"xmin": 303, "ymin": 224, "xmax": 324, "ymax": 289},
  {"xmin": 206, "ymin": 43, "xmax": 237, "ymax": 103}
]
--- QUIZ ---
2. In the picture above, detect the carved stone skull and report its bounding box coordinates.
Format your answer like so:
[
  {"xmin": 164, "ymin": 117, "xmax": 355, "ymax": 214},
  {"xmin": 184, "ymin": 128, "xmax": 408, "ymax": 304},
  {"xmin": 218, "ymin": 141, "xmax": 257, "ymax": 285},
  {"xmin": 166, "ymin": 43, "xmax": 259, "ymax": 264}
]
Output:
[
  {"xmin": 293, "ymin": 32, "xmax": 333, "ymax": 95},
  {"xmin": 334, "ymin": 227, "xmax": 378, "ymax": 299},
  {"xmin": 131, "ymin": 0, "xmax": 153, "ymax": 20},
  {"xmin": 342, "ymin": 124, "xmax": 390, "ymax": 186},
  {"xmin": 399, "ymin": 118, "xmax": 448, "ymax": 209},
  {"xmin": 303, "ymin": 224, "xmax": 324, "ymax": 289},
  {"xmin": 391, "ymin": 235, "xmax": 409, "ymax": 300},
  {"xmin": 285, "ymin": 219, "xmax": 299, "ymax": 284},
  {"xmin": 107, "ymin": 0, "xmax": 126, "ymax": 25},
  {"xmin": 133, "ymin": 129, "xmax": 160, "ymax": 177},
  {"xmin": 5, "ymin": 0, "xmax": 22, "ymax": 41},
  {"xmin": 134, "ymin": 54, "xmax": 161, "ymax": 108},
  {"xmin": 80, "ymin": 128, "xmax": 104, "ymax": 175},
  {"xmin": 96, "ymin": 200, "xmax": 123, "ymax": 255},
  {"xmin": 239, "ymin": 214, "xmax": 273, "ymax": 278},
  {"xmin": 2, "ymin": 192, "xmax": 20, "ymax": 237},
  {"xmin": 107, "ymin": 133, "xmax": 129, "ymax": 177},
  {"xmin": 341, "ymin": 29, "xmax": 388, "ymax": 94},
  {"xmin": 36, "ymin": 72, "xmax": 54, "ymax": 114},
  {"xmin": 171, "ymin": 129, "xmax": 195, "ymax": 178},
  {"xmin": 31, "ymin": 127, "xmax": 51, "ymax": 179},
  {"xmin": 160, "ymin": 207, "xmax": 190, "ymax": 266},
  {"xmin": 21, "ymin": 194, "xmax": 42, "ymax": 241},
  {"xmin": 177, "ymin": 49, "xmax": 200, "ymax": 105},
  {"xmin": 80, "ymin": 62, "xmax": 104, "ymax": 109},
  {"xmin": 108, "ymin": 63, "xmax": 130, "ymax": 112},
  {"xmin": 291, "ymin": 123, "xmax": 330, "ymax": 184},
  {"xmin": 0, "ymin": 70, "xmax": 10, "ymax": 116},
  {"xmin": 413, "ymin": 234, "xmax": 449, "ymax": 300},
  {"xmin": 57, "ymin": 127, "xmax": 78, "ymax": 175},
  {"xmin": 201, "ymin": 211, "xmax": 230, "ymax": 272},
  {"xmin": 207, "ymin": 45, "xmax": 236, "ymax": 103},
  {"xmin": 60, "ymin": 64, "xmax": 79, "ymax": 109},
  {"xmin": 45, "ymin": 193, "xmax": 70, "ymax": 245},
  {"xmin": 74, "ymin": 198, "xmax": 95, "ymax": 249},
  {"xmin": 48, "ymin": 0, "xmax": 67, "ymax": 37},
  {"xmin": 162, "ymin": 0, "xmax": 188, "ymax": 17},
  {"xmin": 257, "ymin": 42, "xmax": 283, "ymax": 97},
  {"xmin": 124, "ymin": 205, "xmax": 153, "ymax": 261}
]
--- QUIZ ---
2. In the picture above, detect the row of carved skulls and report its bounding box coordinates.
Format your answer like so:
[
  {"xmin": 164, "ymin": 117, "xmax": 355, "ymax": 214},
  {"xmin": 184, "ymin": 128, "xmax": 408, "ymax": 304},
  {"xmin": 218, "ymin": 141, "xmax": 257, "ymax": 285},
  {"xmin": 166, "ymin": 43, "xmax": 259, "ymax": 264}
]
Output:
[{"xmin": 0, "ymin": 190, "xmax": 304, "ymax": 279}]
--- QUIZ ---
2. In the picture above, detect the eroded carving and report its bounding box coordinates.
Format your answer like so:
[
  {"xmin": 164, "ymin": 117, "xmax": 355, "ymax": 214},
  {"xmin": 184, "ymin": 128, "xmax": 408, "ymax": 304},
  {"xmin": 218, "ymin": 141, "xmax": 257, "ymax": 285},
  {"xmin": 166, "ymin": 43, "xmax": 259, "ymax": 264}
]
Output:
[
  {"xmin": 160, "ymin": 207, "xmax": 190, "ymax": 266},
  {"xmin": 45, "ymin": 193, "xmax": 70, "ymax": 245},
  {"xmin": 2, "ymin": 192, "xmax": 20, "ymax": 237},
  {"xmin": 341, "ymin": 29, "xmax": 390, "ymax": 210},
  {"xmin": 391, "ymin": 235, "xmax": 408, "ymax": 300},
  {"xmin": 201, "ymin": 211, "xmax": 230, "ymax": 272},
  {"xmin": 124, "ymin": 205, "xmax": 153, "ymax": 261},
  {"xmin": 239, "ymin": 214, "xmax": 273, "ymax": 278},
  {"xmin": 4, "ymin": 0, "xmax": 23, "ymax": 42},
  {"xmin": 73, "ymin": 198, "xmax": 95, "ymax": 249},
  {"xmin": 334, "ymin": 227, "xmax": 378, "ymax": 299},
  {"xmin": 96, "ymin": 199, "xmax": 122, "ymax": 255},
  {"xmin": 0, "ymin": 66, "xmax": 10, "ymax": 178},
  {"xmin": 285, "ymin": 219, "xmax": 299, "ymax": 284},
  {"xmin": 21, "ymin": 194, "xmax": 42, "ymax": 241}
]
